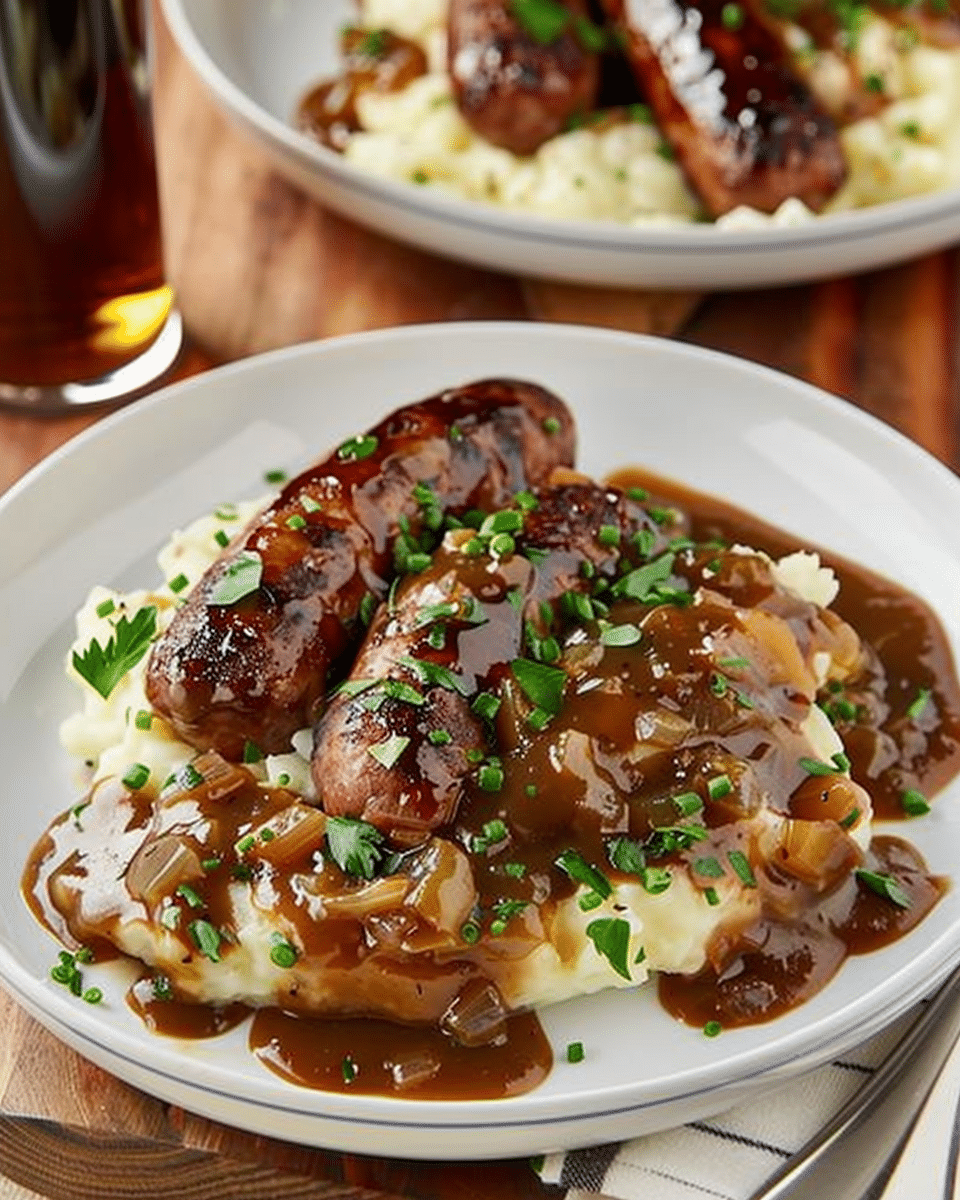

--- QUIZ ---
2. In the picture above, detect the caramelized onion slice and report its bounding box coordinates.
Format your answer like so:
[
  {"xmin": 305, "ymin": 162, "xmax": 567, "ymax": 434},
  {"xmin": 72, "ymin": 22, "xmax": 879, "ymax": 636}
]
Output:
[
  {"xmin": 441, "ymin": 978, "xmax": 508, "ymax": 1047},
  {"xmin": 771, "ymin": 819, "xmax": 861, "ymax": 891},
  {"xmin": 126, "ymin": 835, "xmax": 203, "ymax": 907}
]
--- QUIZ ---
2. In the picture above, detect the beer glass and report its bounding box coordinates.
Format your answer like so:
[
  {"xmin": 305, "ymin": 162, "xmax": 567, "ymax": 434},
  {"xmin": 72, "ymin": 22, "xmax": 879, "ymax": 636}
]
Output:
[{"xmin": 0, "ymin": 0, "xmax": 182, "ymax": 411}]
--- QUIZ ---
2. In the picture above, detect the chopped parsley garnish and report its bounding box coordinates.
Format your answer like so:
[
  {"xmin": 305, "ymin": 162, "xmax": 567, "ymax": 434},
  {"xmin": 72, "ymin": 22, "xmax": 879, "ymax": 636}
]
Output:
[
  {"xmin": 337, "ymin": 433, "xmax": 379, "ymax": 462},
  {"xmin": 72, "ymin": 605, "xmax": 157, "ymax": 699},
  {"xmin": 902, "ymin": 789, "xmax": 930, "ymax": 816},
  {"xmin": 556, "ymin": 848, "xmax": 612, "ymax": 898},
  {"xmin": 674, "ymin": 792, "xmax": 703, "ymax": 816},
  {"xmin": 326, "ymin": 816, "xmax": 385, "ymax": 880},
  {"xmin": 855, "ymin": 869, "xmax": 912, "ymax": 909},
  {"xmin": 368, "ymin": 733, "xmax": 411, "ymax": 769},
  {"xmin": 95, "ymin": 598, "xmax": 116, "ymax": 619},
  {"xmin": 585, "ymin": 917, "xmax": 632, "ymax": 981},
  {"xmin": 511, "ymin": 658, "xmax": 566, "ymax": 716},
  {"xmin": 208, "ymin": 551, "xmax": 263, "ymax": 606},
  {"xmin": 399, "ymin": 656, "xmax": 470, "ymax": 695},
  {"xmin": 703, "ymin": 1020, "xmax": 722, "ymax": 1037},
  {"xmin": 566, "ymin": 1041, "xmax": 585, "ymax": 1063},
  {"xmin": 907, "ymin": 688, "xmax": 932, "ymax": 721},
  {"xmin": 611, "ymin": 552, "xmax": 676, "ymax": 602}
]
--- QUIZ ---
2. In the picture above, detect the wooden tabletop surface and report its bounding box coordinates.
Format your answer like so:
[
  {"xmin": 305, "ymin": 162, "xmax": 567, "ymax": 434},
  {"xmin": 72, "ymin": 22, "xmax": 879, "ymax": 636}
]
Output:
[{"xmin": 2, "ymin": 7, "xmax": 959, "ymax": 1200}]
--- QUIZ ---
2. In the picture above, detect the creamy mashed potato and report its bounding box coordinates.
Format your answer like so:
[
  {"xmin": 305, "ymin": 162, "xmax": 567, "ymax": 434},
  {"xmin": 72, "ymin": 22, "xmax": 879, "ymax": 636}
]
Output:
[
  {"xmin": 339, "ymin": 0, "xmax": 960, "ymax": 226},
  {"xmin": 56, "ymin": 498, "xmax": 866, "ymax": 1015}
]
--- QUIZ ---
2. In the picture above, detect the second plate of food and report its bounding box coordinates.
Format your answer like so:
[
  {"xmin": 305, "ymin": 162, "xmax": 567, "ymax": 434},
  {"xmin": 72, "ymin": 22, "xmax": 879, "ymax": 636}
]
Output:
[
  {"xmin": 3, "ymin": 322, "xmax": 960, "ymax": 1160},
  {"xmin": 161, "ymin": 0, "xmax": 960, "ymax": 288}
]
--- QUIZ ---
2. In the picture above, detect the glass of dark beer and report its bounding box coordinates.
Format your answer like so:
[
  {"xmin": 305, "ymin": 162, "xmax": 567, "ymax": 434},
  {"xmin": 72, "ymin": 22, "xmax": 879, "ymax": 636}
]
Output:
[{"xmin": 0, "ymin": 0, "xmax": 182, "ymax": 411}]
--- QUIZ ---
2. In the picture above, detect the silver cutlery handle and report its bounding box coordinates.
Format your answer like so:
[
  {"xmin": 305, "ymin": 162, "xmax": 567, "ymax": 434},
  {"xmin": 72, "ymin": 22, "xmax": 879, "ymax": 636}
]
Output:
[{"xmin": 747, "ymin": 963, "xmax": 960, "ymax": 1200}]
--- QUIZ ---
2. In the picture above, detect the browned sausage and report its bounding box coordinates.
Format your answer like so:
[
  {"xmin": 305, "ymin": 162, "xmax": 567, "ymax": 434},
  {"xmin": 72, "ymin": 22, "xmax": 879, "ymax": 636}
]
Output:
[
  {"xmin": 145, "ymin": 380, "xmax": 576, "ymax": 761},
  {"xmin": 312, "ymin": 481, "xmax": 681, "ymax": 844},
  {"xmin": 448, "ymin": 0, "xmax": 601, "ymax": 155},
  {"xmin": 600, "ymin": 0, "xmax": 847, "ymax": 216}
]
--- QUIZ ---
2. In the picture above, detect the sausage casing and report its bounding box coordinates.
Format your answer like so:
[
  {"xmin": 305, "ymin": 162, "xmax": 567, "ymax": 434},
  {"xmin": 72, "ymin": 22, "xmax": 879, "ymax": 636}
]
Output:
[{"xmin": 145, "ymin": 380, "xmax": 575, "ymax": 760}]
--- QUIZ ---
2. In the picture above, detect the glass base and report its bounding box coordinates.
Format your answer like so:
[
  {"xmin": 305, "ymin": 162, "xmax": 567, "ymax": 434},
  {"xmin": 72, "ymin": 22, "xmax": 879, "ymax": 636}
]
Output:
[{"xmin": 0, "ymin": 310, "xmax": 185, "ymax": 413}]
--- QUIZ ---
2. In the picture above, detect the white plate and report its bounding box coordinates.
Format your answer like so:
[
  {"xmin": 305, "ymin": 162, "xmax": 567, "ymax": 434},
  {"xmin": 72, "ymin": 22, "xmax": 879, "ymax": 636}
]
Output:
[
  {"xmin": 160, "ymin": 0, "xmax": 960, "ymax": 289},
  {"xmin": 3, "ymin": 322, "xmax": 960, "ymax": 1160}
]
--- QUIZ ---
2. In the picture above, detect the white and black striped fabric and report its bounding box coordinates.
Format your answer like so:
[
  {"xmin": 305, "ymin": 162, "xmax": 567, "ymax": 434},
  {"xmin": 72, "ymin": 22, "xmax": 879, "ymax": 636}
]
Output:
[{"xmin": 537, "ymin": 1013, "xmax": 915, "ymax": 1200}]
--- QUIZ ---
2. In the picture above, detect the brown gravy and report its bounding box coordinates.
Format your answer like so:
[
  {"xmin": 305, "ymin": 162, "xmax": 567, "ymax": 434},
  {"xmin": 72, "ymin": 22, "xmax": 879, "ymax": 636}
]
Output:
[{"xmin": 23, "ymin": 470, "xmax": 960, "ymax": 1097}]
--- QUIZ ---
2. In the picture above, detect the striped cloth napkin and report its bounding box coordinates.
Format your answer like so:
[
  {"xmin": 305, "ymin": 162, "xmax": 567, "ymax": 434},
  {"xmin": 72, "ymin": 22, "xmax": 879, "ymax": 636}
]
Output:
[{"xmin": 535, "ymin": 1012, "xmax": 916, "ymax": 1200}]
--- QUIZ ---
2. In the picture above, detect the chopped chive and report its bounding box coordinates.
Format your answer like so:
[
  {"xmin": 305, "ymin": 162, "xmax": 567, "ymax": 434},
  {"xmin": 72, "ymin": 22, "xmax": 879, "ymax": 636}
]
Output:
[
  {"xmin": 727, "ymin": 850, "xmax": 756, "ymax": 887},
  {"xmin": 461, "ymin": 921, "xmax": 481, "ymax": 944},
  {"xmin": 674, "ymin": 792, "xmax": 703, "ymax": 816},
  {"xmin": 856, "ymin": 869, "xmax": 911, "ymax": 909},
  {"xmin": 598, "ymin": 524, "xmax": 620, "ymax": 548},
  {"xmin": 907, "ymin": 688, "xmax": 932, "ymax": 720},
  {"xmin": 566, "ymin": 1041, "xmax": 585, "ymax": 1063},
  {"xmin": 188, "ymin": 919, "xmax": 222, "ymax": 962},
  {"xmin": 799, "ymin": 756, "xmax": 836, "ymax": 776},
  {"xmin": 694, "ymin": 856, "xmax": 724, "ymax": 879},
  {"xmin": 478, "ymin": 762, "xmax": 505, "ymax": 792},
  {"xmin": 176, "ymin": 883, "xmax": 204, "ymax": 909},
  {"xmin": 504, "ymin": 861, "xmax": 527, "ymax": 879},
  {"xmin": 831, "ymin": 751, "xmax": 851, "ymax": 773},
  {"xmin": 342, "ymin": 1055, "xmax": 358, "ymax": 1084},
  {"xmin": 82, "ymin": 987, "xmax": 103, "ymax": 1004},
  {"xmin": 269, "ymin": 934, "xmax": 298, "ymax": 969},
  {"xmin": 95, "ymin": 598, "xmax": 116, "ymax": 618},
  {"xmin": 122, "ymin": 762, "xmax": 150, "ymax": 791},
  {"xmin": 302, "ymin": 495, "xmax": 322, "ymax": 513},
  {"xmin": 242, "ymin": 740, "xmax": 264, "ymax": 764},
  {"xmin": 707, "ymin": 775, "xmax": 733, "ymax": 801},
  {"xmin": 703, "ymin": 1021, "xmax": 722, "ymax": 1037},
  {"xmin": 543, "ymin": 416, "xmax": 561, "ymax": 435},
  {"xmin": 578, "ymin": 891, "xmax": 604, "ymax": 912},
  {"xmin": 263, "ymin": 468, "xmax": 287, "ymax": 484},
  {"xmin": 839, "ymin": 807, "xmax": 861, "ymax": 828},
  {"xmin": 285, "ymin": 514, "xmax": 307, "ymax": 531},
  {"xmin": 427, "ymin": 728, "xmax": 453, "ymax": 746},
  {"xmin": 704, "ymin": 887, "xmax": 720, "ymax": 906}
]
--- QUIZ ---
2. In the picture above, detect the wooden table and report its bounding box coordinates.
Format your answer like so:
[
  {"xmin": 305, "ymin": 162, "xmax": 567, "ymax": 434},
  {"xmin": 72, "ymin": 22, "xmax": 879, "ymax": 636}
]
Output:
[{"xmin": 2, "ymin": 9, "xmax": 959, "ymax": 1200}]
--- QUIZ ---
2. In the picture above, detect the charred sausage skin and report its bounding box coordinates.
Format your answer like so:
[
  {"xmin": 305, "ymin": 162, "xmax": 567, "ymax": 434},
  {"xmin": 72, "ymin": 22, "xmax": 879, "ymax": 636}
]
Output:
[
  {"xmin": 145, "ymin": 380, "xmax": 575, "ymax": 761},
  {"xmin": 448, "ymin": 0, "xmax": 601, "ymax": 155},
  {"xmin": 313, "ymin": 481, "xmax": 680, "ymax": 844},
  {"xmin": 602, "ymin": 0, "xmax": 846, "ymax": 216}
]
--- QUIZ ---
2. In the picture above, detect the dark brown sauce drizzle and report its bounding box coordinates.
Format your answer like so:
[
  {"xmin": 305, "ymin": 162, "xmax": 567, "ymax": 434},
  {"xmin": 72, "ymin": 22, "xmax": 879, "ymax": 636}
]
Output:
[
  {"xmin": 22, "ymin": 468, "xmax": 960, "ymax": 1096},
  {"xmin": 248, "ymin": 1007, "xmax": 551, "ymax": 1099},
  {"xmin": 610, "ymin": 468, "xmax": 958, "ymax": 1029}
]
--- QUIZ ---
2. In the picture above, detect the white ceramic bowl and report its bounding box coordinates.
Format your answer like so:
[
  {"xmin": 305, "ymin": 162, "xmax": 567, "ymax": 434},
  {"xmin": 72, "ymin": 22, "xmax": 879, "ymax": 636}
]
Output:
[
  {"xmin": 3, "ymin": 323, "xmax": 960, "ymax": 1158},
  {"xmin": 160, "ymin": 0, "xmax": 960, "ymax": 289}
]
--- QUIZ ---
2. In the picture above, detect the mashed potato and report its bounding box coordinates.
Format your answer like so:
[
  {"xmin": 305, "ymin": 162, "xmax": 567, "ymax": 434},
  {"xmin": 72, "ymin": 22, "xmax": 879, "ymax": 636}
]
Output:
[
  {"xmin": 338, "ymin": 0, "xmax": 960, "ymax": 227},
  {"xmin": 52, "ymin": 497, "xmax": 867, "ymax": 1018}
]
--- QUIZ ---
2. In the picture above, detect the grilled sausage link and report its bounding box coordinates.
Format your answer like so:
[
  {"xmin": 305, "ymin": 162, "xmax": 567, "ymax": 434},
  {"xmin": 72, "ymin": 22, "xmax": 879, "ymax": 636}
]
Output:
[
  {"xmin": 145, "ymin": 380, "xmax": 575, "ymax": 761},
  {"xmin": 448, "ymin": 0, "xmax": 601, "ymax": 155},
  {"xmin": 601, "ymin": 0, "xmax": 847, "ymax": 217},
  {"xmin": 312, "ymin": 481, "xmax": 681, "ymax": 844}
]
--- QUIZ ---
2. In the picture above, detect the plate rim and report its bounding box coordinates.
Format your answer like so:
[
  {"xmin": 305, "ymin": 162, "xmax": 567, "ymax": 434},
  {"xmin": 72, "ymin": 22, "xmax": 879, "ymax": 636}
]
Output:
[{"xmin": 159, "ymin": 0, "xmax": 960, "ymax": 258}]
